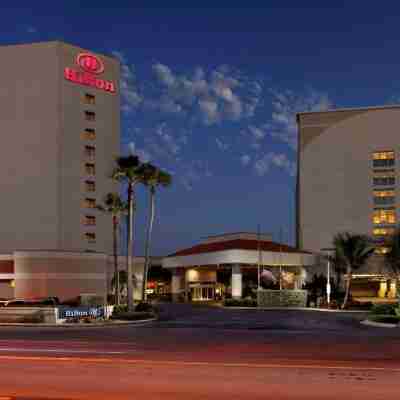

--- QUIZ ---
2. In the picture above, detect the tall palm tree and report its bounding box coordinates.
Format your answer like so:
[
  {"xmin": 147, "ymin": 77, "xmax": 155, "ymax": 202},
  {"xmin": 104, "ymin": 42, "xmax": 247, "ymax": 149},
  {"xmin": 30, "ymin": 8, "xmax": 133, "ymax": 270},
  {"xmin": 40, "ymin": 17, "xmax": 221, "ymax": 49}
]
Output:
[
  {"xmin": 97, "ymin": 193, "xmax": 128, "ymax": 305},
  {"xmin": 112, "ymin": 155, "xmax": 144, "ymax": 311},
  {"xmin": 141, "ymin": 164, "xmax": 172, "ymax": 301},
  {"xmin": 111, "ymin": 270, "xmax": 137, "ymax": 300},
  {"xmin": 333, "ymin": 232, "xmax": 375, "ymax": 309}
]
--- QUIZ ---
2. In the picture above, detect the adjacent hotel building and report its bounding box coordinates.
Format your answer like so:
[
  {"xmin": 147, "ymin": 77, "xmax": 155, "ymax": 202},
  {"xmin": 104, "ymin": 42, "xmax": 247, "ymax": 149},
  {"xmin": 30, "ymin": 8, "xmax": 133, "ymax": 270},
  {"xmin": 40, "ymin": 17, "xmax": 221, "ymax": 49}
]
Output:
[
  {"xmin": 0, "ymin": 41, "xmax": 120, "ymax": 301},
  {"xmin": 297, "ymin": 105, "xmax": 400, "ymax": 298}
]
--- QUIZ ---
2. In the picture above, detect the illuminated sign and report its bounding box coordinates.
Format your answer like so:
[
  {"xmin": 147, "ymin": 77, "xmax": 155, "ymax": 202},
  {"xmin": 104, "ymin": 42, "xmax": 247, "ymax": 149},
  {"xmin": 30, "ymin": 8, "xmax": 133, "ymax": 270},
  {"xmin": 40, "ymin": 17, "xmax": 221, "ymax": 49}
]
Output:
[{"xmin": 64, "ymin": 52, "xmax": 116, "ymax": 94}]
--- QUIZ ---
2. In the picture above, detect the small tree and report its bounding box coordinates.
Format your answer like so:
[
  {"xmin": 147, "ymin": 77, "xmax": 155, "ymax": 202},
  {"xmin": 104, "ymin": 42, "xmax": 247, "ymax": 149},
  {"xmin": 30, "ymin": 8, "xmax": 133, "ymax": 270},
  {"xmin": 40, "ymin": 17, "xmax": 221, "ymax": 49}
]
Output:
[
  {"xmin": 384, "ymin": 228, "xmax": 400, "ymax": 278},
  {"xmin": 333, "ymin": 232, "xmax": 375, "ymax": 309},
  {"xmin": 97, "ymin": 193, "xmax": 128, "ymax": 305}
]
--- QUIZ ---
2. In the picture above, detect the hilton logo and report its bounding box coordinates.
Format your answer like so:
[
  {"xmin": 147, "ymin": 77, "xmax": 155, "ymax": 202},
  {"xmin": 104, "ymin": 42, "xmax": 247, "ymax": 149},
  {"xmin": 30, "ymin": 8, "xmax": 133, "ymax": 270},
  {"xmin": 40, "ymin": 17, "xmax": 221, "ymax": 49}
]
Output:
[{"xmin": 64, "ymin": 52, "xmax": 116, "ymax": 93}]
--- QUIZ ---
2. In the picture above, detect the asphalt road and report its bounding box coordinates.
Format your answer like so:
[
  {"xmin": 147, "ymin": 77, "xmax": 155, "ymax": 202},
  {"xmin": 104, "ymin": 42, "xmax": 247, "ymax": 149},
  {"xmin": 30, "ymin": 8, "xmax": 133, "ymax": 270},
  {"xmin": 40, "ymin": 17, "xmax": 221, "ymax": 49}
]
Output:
[{"xmin": 0, "ymin": 304, "xmax": 399, "ymax": 400}]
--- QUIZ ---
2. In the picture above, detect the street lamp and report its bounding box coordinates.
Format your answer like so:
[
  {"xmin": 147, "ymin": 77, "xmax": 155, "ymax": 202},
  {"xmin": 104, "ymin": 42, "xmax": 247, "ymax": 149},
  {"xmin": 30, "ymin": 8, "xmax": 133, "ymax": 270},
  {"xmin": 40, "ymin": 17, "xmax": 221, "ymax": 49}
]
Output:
[{"xmin": 321, "ymin": 247, "xmax": 335, "ymax": 306}]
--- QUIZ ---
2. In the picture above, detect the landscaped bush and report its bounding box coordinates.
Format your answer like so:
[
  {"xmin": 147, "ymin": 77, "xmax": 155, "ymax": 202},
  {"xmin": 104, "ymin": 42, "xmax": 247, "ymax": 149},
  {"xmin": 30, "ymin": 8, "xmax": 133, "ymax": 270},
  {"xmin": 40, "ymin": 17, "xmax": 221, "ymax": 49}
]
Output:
[
  {"xmin": 368, "ymin": 314, "xmax": 400, "ymax": 324},
  {"xmin": 110, "ymin": 311, "xmax": 155, "ymax": 321},
  {"xmin": 135, "ymin": 302, "xmax": 156, "ymax": 313},
  {"xmin": 112, "ymin": 304, "xmax": 128, "ymax": 315},
  {"xmin": 224, "ymin": 298, "xmax": 257, "ymax": 307},
  {"xmin": 370, "ymin": 303, "xmax": 398, "ymax": 316}
]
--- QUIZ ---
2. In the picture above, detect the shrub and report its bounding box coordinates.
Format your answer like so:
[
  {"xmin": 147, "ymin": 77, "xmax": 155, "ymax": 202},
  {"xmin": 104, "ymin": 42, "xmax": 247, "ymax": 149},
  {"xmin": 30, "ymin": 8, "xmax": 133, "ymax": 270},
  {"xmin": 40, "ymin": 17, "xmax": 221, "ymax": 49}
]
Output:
[
  {"xmin": 112, "ymin": 304, "xmax": 128, "ymax": 315},
  {"xmin": 224, "ymin": 298, "xmax": 257, "ymax": 307},
  {"xmin": 110, "ymin": 311, "xmax": 155, "ymax": 321},
  {"xmin": 370, "ymin": 303, "xmax": 398, "ymax": 316},
  {"xmin": 135, "ymin": 302, "xmax": 155, "ymax": 313},
  {"xmin": 368, "ymin": 314, "xmax": 400, "ymax": 324}
]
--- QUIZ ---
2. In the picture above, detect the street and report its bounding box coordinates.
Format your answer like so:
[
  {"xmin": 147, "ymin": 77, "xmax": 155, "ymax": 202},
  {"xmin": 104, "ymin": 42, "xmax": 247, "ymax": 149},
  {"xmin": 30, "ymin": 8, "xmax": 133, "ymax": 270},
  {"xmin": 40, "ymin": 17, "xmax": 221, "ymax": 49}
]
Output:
[{"xmin": 0, "ymin": 304, "xmax": 399, "ymax": 399}]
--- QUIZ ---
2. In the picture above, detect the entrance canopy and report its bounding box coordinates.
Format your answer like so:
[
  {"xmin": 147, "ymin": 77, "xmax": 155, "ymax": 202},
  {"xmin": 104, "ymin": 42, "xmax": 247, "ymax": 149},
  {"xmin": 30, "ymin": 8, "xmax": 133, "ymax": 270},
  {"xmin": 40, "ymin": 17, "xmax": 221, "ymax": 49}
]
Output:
[{"xmin": 163, "ymin": 232, "xmax": 315, "ymax": 269}]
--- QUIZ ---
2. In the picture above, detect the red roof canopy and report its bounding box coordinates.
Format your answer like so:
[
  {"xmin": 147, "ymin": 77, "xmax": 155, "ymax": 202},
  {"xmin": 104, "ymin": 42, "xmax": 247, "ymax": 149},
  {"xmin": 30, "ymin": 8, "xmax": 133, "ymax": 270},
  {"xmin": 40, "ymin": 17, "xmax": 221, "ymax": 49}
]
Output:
[{"xmin": 167, "ymin": 239, "xmax": 312, "ymax": 258}]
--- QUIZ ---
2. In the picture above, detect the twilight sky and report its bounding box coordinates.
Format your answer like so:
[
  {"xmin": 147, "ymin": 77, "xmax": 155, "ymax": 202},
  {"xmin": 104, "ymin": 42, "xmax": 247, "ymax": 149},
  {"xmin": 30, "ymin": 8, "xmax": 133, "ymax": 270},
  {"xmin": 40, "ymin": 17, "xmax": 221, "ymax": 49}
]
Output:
[{"xmin": 2, "ymin": 2, "xmax": 400, "ymax": 255}]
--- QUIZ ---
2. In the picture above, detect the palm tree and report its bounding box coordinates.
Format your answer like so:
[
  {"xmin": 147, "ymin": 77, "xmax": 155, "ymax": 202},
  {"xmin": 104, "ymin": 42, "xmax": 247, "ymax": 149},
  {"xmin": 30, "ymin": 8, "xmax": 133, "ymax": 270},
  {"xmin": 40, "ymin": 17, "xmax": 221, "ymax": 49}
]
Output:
[
  {"xmin": 112, "ymin": 155, "xmax": 144, "ymax": 311},
  {"xmin": 333, "ymin": 232, "xmax": 375, "ymax": 309},
  {"xmin": 97, "ymin": 193, "xmax": 128, "ymax": 305},
  {"xmin": 140, "ymin": 164, "xmax": 172, "ymax": 301}
]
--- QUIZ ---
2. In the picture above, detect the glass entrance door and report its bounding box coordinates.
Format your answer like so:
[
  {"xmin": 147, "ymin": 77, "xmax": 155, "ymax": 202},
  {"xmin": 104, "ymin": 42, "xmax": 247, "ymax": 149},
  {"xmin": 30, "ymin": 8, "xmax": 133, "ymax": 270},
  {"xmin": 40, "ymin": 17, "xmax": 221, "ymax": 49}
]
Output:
[{"xmin": 191, "ymin": 285, "xmax": 215, "ymax": 301}]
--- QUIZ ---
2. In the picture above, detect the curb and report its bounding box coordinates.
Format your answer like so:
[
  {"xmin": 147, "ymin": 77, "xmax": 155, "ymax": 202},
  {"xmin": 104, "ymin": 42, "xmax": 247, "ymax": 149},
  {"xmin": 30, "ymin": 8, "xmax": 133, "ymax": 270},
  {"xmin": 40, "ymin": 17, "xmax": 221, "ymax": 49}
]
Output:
[
  {"xmin": 0, "ymin": 317, "xmax": 157, "ymax": 328},
  {"xmin": 360, "ymin": 319, "xmax": 399, "ymax": 328},
  {"xmin": 222, "ymin": 306, "xmax": 367, "ymax": 313}
]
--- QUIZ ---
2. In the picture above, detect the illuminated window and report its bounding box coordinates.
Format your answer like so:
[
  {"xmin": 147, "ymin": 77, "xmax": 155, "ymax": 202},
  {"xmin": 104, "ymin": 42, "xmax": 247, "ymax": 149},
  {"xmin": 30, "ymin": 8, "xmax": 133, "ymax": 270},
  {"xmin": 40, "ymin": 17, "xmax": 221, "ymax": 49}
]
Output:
[
  {"xmin": 375, "ymin": 246, "xmax": 390, "ymax": 255},
  {"xmin": 84, "ymin": 93, "xmax": 95, "ymax": 105},
  {"xmin": 373, "ymin": 190, "xmax": 395, "ymax": 205},
  {"xmin": 85, "ymin": 162, "xmax": 95, "ymax": 175},
  {"xmin": 82, "ymin": 198, "xmax": 96, "ymax": 209},
  {"xmin": 85, "ymin": 111, "xmax": 96, "ymax": 121},
  {"xmin": 373, "ymin": 171, "xmax": 395, "ymax": 186},
  {"xmin": 84, "ymin": 232, "xmax": 96, "ymax": 243},
  {"xmin": 85, "ymin": 180, "xmax": 96, "ymax": 192},
  {"xmin": 373, "ymin": 227, "xmax": 395, "ymax": 236},
  {"xmin": 372, "ymin": 151, "xmax": 395, "ymax": 168},
  {"xmin": 82, "ymin": 129, "xmax": 96, "ymax": 140},
  {"xmin": 83, "ymin": 215, "xmax": 96, "ymax": 226},
  {"xmin": 84, "ymin": 145, "xmax": 96, "ymax": 159},
  {"xmin": 373, "ymin": 209, "xmax": 396, "ymax": 224}
]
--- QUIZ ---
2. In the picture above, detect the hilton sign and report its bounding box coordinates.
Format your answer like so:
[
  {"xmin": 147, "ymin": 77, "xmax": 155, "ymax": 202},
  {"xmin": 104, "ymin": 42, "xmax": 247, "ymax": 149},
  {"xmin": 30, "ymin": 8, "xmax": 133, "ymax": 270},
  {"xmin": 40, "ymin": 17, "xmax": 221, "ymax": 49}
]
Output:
[{"xmin": 64, "ymin": 53, "xmax": 116, "ymax": 94}]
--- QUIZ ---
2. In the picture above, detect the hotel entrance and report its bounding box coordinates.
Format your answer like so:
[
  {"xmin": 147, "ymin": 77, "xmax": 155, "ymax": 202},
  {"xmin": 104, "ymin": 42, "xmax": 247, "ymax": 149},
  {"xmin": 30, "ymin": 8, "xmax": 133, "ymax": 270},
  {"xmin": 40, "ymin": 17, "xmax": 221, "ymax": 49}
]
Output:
[{"xmin": 189, "ymin": 283, "xmax": 215, "ymax": 301}]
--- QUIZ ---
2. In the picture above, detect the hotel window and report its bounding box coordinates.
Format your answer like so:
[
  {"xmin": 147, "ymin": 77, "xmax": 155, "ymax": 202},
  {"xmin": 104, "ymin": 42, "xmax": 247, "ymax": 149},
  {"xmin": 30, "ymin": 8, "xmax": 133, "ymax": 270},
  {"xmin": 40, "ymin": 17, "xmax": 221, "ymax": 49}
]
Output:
[
  {"xmin": 83, "ymin": 215, "xmax": 96, "ymax": 226},
  {"xmin": 84, "ymin": 145, "xmax": 96, "ymax": 159},
  {"xmin": 82, "ymin": 128, "xmax": 96, "ymax": 140},
  {"xmin": 85, "ymin": 162, "xmax": 95, "ymax": 176},
  {"xmin": 375, "ymin": 246, "xmax": 390, "ymax": 255},
  {"xmin": 373, "ymin": 172, "xmax": 395, "ymax": 186},
  {"xmin": 85, "ymin": 180, "xmax": 96, "ymax": 192},
  {"xmin": 82, "ymin": 198, "xmax": 96, "ymax": 209},
  {"xmin": 84, "ymin": 93, "xmax": 95, "ymax": 105},
  {"xmin": 84, "ymin": 232, "xmax": 96, "ymax": 244},
  {"xmin": 372, "ymin": 151, "xmax": 395, "ymax": 168},
  {"xmin": 373, "ymin": 227, "xmax": 395, "ymax": 237},
  {"xmin": 373, "ymin": 190, "xmax": 395, "ymax": 205},
  {"xmin": 373, "ymin": 209, "xmax": 396, "ymax": 224},
  {"xmin": 85, "ymin": 111, "xmax": 96, "ymax": 121}
]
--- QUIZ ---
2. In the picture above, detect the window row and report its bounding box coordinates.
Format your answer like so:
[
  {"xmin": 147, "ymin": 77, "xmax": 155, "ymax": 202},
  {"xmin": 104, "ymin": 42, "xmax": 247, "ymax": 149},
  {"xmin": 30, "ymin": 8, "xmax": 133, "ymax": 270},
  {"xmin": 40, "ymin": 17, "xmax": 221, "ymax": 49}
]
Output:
[
  {"xmin": 373, "ymin": 172, "xmax": 395, "ymax": 186},
  {"xmin": 83, "ymin": 215, "xmax": 96, "ymax": 226},
  {"xmin": 373, "ymin": 190, "xmax": 395, "ymax": 205},
  {"xmin": 372, "ymin": 151, "xmax": 395, "ymax": 168},
  {"xmin": 373, "ymin": 227, "xmax": 395, "ymax": 236},
  {"xmin": 84, "ymin": 232, "xmax": 96, "ymax": 244},
  {"xmin": 82, "ymin": 128, "xmax": 96, "ymax": 140},
  {"xmin": 373, "ymin": 209, "xmax": 396, "ymax": 224}
]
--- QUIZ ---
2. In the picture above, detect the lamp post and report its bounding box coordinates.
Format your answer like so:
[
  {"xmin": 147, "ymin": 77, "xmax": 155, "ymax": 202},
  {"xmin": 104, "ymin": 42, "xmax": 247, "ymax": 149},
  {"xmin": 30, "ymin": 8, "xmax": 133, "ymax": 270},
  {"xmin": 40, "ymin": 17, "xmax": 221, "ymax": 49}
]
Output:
[{"xmin": 321, "ymin": 247, "xmax": 335, "ymax": 306}]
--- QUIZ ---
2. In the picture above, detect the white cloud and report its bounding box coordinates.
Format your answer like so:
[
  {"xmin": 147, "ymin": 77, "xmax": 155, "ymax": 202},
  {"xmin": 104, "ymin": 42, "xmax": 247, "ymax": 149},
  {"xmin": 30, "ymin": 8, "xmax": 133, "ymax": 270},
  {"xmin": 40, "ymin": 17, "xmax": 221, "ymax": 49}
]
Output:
[
  {"xmin": 241, "ymin": 154, "xmax": 251, "ymax": 166},
  {"xmin": 248, "ymin": 125, "xmax": 267, "ymax": 140},
  {"xmin": 128, "ymin": 142, "xmax": 152, "ymax": 162},
  {"xmin": 153, "ymin": 63, "xmax": 176, "ymax": 87},
  {"xmin": 112, "ymin": 50, "xmax": 142, "ymax": 113},
  {"xmin": 268, "ymin": 88, "xmax": 333, "ymax": 150},
  {"xmin": 148, "ymin": 63, "xmax": 263, "ymax": 125},
  {"xmin": 254, "ymin": 152, "xmax": 296, "ymax": 177}
]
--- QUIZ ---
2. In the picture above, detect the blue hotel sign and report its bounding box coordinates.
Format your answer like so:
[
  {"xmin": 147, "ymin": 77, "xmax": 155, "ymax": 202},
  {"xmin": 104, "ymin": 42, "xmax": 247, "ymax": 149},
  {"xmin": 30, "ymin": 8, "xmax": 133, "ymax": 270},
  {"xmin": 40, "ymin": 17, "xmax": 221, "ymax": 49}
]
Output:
[{"xmin": 58, "ymin": 306, "xmax": 104, "ymax": 319}]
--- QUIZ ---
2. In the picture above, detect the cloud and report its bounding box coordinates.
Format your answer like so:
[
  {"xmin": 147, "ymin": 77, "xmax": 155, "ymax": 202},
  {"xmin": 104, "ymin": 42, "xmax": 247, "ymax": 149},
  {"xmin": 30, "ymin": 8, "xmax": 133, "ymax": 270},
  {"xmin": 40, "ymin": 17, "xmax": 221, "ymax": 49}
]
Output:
[
  {"xmin": 112, "ymin": 50, "xmax": 142, "ymax": 113},
  {"xmin": 149, "ymin": 63, "xmax": 263, "ymax": 125},
  {"xmin": 240, "ymin": 154, "xmax": 251, "ymax": 166},
  {"xmin": 180, "ymin": 160, "xmax": 212, "ymax": 191},
  {"xmin": 215, "ymin": 138, "xmax": 230, "ymax": 151},
  {"xmin": 268, "ymin": 88, "xmax": 333, "ymax": 150},
  {"xmin": 254, "ymin": 152, "xmax": 296, "ymax": 177},
  {"xmin": 248, "ymin": 125, "xmax": 267, "ymax": 140},
  {"xmin": 128, "ymin": 142, "xmax": 152, "ymax": 162},
  {"xmin": 26, "ymin": 26, "xmax": 37, "ymax": 34}
]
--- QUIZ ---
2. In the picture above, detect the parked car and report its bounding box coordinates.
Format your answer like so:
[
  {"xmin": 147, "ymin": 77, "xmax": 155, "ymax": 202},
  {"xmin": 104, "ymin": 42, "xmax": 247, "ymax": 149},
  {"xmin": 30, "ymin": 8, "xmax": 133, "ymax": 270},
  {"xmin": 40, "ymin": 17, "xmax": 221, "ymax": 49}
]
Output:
[{"xmin": 2, "ymin": 297, "xmax": 59, "ymax": 307}]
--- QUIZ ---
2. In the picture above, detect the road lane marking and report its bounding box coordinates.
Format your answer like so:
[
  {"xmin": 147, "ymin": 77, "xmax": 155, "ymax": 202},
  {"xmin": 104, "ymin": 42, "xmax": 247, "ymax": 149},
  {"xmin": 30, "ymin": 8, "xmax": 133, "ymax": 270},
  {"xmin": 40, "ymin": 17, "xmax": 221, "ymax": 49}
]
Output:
[
  {"xmin": 0, "ymin": 348, "xmax": 126, "ymax": 354},
  {"xmin": 0, "ymin": 355, "xmax": 398, "ymax": 372}
]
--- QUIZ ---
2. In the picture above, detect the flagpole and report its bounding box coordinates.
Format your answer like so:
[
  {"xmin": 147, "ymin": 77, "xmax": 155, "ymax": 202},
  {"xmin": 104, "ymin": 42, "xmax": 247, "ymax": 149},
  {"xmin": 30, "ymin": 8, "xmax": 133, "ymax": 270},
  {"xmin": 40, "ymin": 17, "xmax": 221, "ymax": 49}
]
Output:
[{"xmin": 257, "ymin": 224, "xmax": 261, "ymax": 290}]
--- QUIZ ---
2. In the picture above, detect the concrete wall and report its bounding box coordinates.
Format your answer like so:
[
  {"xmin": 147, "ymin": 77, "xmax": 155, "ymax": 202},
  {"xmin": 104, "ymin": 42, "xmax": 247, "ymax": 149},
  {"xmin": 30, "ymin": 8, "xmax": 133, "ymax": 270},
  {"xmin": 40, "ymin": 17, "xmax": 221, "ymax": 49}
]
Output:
[
  {"xmin": 0, "ymin": 41, "xmax": 120, "ymax": 254},
  {"xmin": 14, "ymin": 251, "xmax": 107, "ymax": 302},
  {"xmin": 298, "ymin": 107, "xmax": 400, "ymax": 272}
]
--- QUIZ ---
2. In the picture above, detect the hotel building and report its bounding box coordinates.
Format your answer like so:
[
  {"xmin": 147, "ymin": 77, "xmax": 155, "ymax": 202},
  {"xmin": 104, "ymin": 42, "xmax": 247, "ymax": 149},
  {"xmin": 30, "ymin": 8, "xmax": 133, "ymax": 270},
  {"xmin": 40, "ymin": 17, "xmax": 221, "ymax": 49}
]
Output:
[
  {"xmin": 297, "ymin": 105, "xmax": 400, "ymax": 298},
  {"xmin": 0, "ymin": 41, "xmax": 120, "ymax": 301}
]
